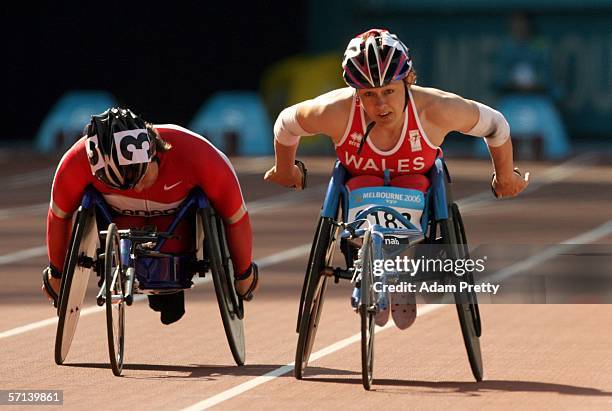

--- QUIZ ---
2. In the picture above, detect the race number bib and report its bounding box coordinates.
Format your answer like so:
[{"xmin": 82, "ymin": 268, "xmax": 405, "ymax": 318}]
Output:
[{"xmin": 348, "ymin": 186, "xmax": 425, "ymax": 231}]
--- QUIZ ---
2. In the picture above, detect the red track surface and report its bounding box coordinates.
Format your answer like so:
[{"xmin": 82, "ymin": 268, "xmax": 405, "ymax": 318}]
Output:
[{"xmin": 1, "ymin": 153, "xmax": 611, "ymax": 410}]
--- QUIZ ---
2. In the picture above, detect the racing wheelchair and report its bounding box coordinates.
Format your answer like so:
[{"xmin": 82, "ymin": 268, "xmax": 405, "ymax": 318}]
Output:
[
  {"xmin": 53, "ymin": 186, "xmax": 245, "ymax": 376},
  {"xmin": 294, "ymin": 158, "xmax": 483, "ymax": 390}
]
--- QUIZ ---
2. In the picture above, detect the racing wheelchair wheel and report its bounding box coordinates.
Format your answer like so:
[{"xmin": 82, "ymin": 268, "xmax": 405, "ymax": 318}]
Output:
[
  {"xmin": 55, "ymin": 206, "xmax": 97, "ymax": 365},
  {"xmin": 103, "ymin": 223, "xmax": 126, "ymax": 376},
  {"xmin": 201, "ymin": 208, "xmax": 246, "ymax": 366},
  {"xmin": 358, "ymin": 230, "xmax": 376, "ymax": 390},
  {"xmin": 295, "ymin": 216, "xmax": 338, "ymax": 379},
  {"xmin": 440, "ymin": 204, "xmax": 483, "ymax": 382},
  {"xmin": 453, "ymin": 203, "xmax": 482, "ymax": 337}
]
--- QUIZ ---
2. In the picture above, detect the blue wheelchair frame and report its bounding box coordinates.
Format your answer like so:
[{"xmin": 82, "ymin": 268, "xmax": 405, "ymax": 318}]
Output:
[
  {"xmin": 318, "ymin": 157, "xmax": 452, "ymax": 280},
  {"xmin": 54, "ymin": 185, "xmax": 247, "ymax": 375},
  {"xmin": 294, "ymin": 157, "xmax": 483, "ymax": 386},
  {"xmin": 321, "ymin": 157, "xmax": 449, "ymax": 225},
  {"xmin": 79, "ymin": 186, "xmax": 213, "ymax": 296}
]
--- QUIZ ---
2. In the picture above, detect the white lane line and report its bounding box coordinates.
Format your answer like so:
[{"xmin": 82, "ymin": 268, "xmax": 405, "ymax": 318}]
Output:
[
  {"xmin": 0, "ymin": 185, "xmax": 327, "ymax": 265},
  {"xmin": 3, "ymin": 167, "xmax": 55, "ymax": 190},
  {"xmin": 0, "ymin": 152, "xmax": 594, "ymax": 220},
  {"xmin": 0, "ymin": 246, "xmax": 47, "ymax": 266},
  {"xmin": 458, "ymin": 152, "xmax": 597, "ymax": 212},
  {"xmin": 0, "ymin": 150, "xmax": 588, "ymax": 265},
  {"xmin": 0, "ymin": 244, "xmax": 312, "ymax": 340},
  {"xmin": 487, "ymin": 220, "xmax": 612, "ymax": 284},
  {"xmin": 0, "ymin": 186, "xmax": 327, "ymax": 221},
  {"xmin": 179, "ymin": 219, "xmax": 612, "ymax": 411},
  {"xmin": 0, "ymin": 276, "xmax": 216, "ymax": 340},
  {"xmin": 9, "ymin": 154, "xmax": 589, "ymax": 267},
  {"xmin": 247, "ymin": 185, "xmax": 326, "ymax": 214},
  {"xmin": 0, "ymin": 150, "xmax": 593, "ymax": 262},
  {"xmin": 255, "ymin": 244, "xmax": 311, "ymax": 267},
  {"xmin": 0, "ymin": 203, "xmax": 49, "ymax": 221},
  {"xmin": 180, "ymin": 305, "xmax": 444, "ymax": 411}
]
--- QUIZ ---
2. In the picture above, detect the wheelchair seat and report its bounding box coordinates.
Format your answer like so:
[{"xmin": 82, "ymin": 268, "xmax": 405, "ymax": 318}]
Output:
[{"xmin": 133, "ymin": 254, "xmax": 195, "ymax": 294}]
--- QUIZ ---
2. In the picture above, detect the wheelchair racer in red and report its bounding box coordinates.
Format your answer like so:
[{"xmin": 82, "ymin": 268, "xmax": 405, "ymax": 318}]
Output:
[
  {"xmin": 43, "ymin": 107, "xmax": 259, "ymax": 324},
  {"xmin": 265, "ymin": 28, "xmax": 530, "ymax": 327}
]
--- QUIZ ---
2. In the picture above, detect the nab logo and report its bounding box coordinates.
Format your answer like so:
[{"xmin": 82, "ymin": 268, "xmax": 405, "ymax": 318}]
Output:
[
  {"xmin": 384, "ymin": 237, "xmax": 400, "ymax": 245},
  {"xmin": 113, "ymin": 129, "xmax": 152, "ymax": 165}
]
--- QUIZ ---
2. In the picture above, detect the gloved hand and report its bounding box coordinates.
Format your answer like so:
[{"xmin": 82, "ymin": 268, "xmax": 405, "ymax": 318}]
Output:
[
  {"xmin": 42, "ymin": 265, "xmax": 62, "ymax": 308},
  {"xmin": 234, "ymin": 262, "xmax": 259, "ymax": 301}
]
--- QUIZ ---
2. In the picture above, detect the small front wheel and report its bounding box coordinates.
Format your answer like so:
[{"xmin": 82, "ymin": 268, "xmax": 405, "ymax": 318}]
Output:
[
  {"xmin": 104, "ymin": 223, "xmax": 126, "ymax": 376},
  {"xmin": 359, "ymin": 230, "xmax": 375, "ymax": 390}
]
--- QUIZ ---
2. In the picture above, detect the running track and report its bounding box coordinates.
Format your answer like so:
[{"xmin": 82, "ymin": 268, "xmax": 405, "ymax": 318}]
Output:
[{"xmin": 1, "ymin": 152, "xmax": 611, "ymax": 410}]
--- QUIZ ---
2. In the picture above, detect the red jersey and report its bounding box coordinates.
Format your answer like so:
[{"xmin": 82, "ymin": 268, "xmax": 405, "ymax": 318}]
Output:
[
  {"xmin": 335, "ymin": 89, "xmax": 439, "ymax": 178},
  {"xmin": 47, "ymin": 125, "xmax": 251, "ymax": 274}
]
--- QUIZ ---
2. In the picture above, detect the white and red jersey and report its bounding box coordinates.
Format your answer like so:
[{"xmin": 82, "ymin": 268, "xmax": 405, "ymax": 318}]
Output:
[
  {"xmin": 47, "ymin": 125, "xmax": 252, "ymax": 274},
  {"xmin": 335, "ymin": 89, "xmax": 440, "ymax": 178}
]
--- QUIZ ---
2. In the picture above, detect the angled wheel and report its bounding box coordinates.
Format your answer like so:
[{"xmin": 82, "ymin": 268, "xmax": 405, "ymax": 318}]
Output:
[
  {"xmin": 296, "ymin": 217, "xmax": 323, "ymax": 333},
  {"xmin": 201, "ymin": 208, "xmax": 245, "ymax": 366},
  {"xmin": 453, "ymin": 203, "xmax": 481, "ymax": 337},
  {"xmin": 295, "ymin": 216, "xmax": 338, "ymax": 379},
  {"xmin": 55, "ymin": 207, "xmax": 98, "ymax": 365},
  {"xmin": 359, "ymin": 230, "xmax": 375, "ymax": 390},
  {"xmin": 441, "ymin": 204, "xmax": 483, "ymax": 382},
  {"xmin": 104, "ymin": 223, "xmax": 126, "ymax": 376}
]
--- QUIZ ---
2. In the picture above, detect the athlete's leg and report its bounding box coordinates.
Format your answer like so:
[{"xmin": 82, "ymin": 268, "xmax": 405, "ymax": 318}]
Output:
[
  {"xmin": 346, "ymin": 174, "xmax": 428, "ymax": 329},
  {"xmin": 390, "ymin": 174, "xmax": 430, "ymax": 192},
  {"xmin": 345, "ymin": 175, "xmax": 385, "ymax": 191},
  {"xmin": 389, "ymin": 174, "xmax": 429, "ymax": 329},
  {"xmin": 115, "ymin": 215, "xmax": 188, "ymax": 325},
  {"xmin": 225, "ymin": 213, "xmax": 257, "ymax": 299}
]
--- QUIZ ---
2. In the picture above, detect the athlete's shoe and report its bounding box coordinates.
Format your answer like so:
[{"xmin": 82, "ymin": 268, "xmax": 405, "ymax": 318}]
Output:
[
  {"xmin": 350, "ymin": 286, "xmax": 360, "ymax": 310},
  {"xmin": 390, "ymin": 291, "xmax": 417, "ymax": 330},
  {"xmin": 375, "ymin": 291, "xmax": 390, "ymax": 326},
  {"xmin": 148, "ymin": 291, "xmax": 185, "ymax": 325},
  {"xmin": 235, "ymin": 263, "xmax": 259, "ymax": 301},
  {"xmin": 42, "ymin": 266, "xmax": 61, "ymax": 309},
  {"xmin": 375, "ymin": 306, "xmax": 390, "ymax": 326},
  {"xmin": 353, "ymin": 286, "xmax": 390, "ymax": 325}
]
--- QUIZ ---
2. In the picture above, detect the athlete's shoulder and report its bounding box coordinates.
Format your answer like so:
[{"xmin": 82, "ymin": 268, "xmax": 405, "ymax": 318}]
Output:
[
  {"xmin": 411, "ymin": 86, "xmax": 478, "ymax": 134},
  {"xmin": 153, "ymin": 124, "xmax": 228, "ymax": 163},
  {"xmin": 298, "ymin": 87, "xmax": 354, "ymax": 140},
  {"xmin": 412, "ymin": 86, "xmax": 472, "ymax": 122},
  {"xmin": 307, "ymin": 87, "xmax": 354, "ymax": 113},
  {"xmin": 411, "ymin": 85, "xmax": 463, "ymax": 109},
  {"xmin": 154, "ymin": 124, "xmax": 210, "ymax": 143}
]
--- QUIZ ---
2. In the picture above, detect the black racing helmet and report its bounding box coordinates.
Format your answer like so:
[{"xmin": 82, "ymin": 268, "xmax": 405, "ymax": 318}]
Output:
[{"xmin": 85, "ymin": 107, "xmax": 154, "ymax": 190}]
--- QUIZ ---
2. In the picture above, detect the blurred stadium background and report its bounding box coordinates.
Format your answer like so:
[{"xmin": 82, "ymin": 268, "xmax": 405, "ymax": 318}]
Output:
[{"xmin": 3, "ymin": 0, "xmax": 612, "ymax": 160}]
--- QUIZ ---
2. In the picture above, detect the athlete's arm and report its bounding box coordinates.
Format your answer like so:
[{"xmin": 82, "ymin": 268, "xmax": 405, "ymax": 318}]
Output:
[
  {"xmin": 47, "ymin": 139, "xmax": 95, "ymax": 271},
  {"xmin": 265, "ymin": 88, "xmax": 353, "ymax": 189},
  {"xmin": 190, "ymin": 138, "xmax": 253, "ymax": 276},
  {"xmin": 425, "ymin": 90, "xmax": 529, "ymax": 198}
]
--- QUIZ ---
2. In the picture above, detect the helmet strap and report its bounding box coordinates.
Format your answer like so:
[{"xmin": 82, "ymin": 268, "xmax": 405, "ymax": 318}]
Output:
[
  {"xmin": 357, "ymin": 121, "xmax": 376, "ymax": 155},
  {"xmin": 402, "ymin": 80, "xmax": 409, "ymax": 113}
]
